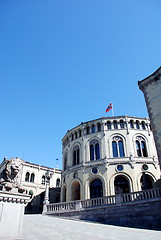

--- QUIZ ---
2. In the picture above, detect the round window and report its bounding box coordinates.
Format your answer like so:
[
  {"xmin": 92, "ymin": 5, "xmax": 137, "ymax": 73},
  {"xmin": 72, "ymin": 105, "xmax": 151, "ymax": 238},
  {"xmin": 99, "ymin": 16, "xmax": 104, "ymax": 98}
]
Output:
[
  {"xmin": 116, "ymin": 165, "xmax": 124, "ymax": 171},
  {"xmin": 142, "ymin": 164, "xmax": 148, "ymax": 171},
  {"xmin": 92, "ymin": 167, "xmax": 98, "ymax": 174}
]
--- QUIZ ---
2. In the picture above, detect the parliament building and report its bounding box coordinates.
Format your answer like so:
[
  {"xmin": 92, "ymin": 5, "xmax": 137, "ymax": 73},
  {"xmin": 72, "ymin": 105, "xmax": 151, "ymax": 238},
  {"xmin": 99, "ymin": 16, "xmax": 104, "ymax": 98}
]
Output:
[{"xmin": 61, "ymin": 115, "xmax": 160, "ymax": 202}]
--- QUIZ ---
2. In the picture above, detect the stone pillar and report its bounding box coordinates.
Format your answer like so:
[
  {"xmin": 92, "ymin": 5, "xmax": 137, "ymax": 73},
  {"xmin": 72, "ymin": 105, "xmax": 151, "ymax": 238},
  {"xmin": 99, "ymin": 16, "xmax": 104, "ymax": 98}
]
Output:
[
  {"xmin": 0, "ymin": 190, "xmax": 30, "ymax": 240},
  {"xmin": 42, "ymin": 170, "xmax": 53, "ymax": 214}
]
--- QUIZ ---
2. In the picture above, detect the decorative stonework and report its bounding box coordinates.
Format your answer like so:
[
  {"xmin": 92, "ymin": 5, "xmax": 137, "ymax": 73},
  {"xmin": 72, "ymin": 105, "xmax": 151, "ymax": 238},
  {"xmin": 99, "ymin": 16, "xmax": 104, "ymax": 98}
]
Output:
[
  {"xmin": 0, "ymin": 157, "xmax": 26, "ymax": 193},
  {"xmin": 0, "ymin": 191, "xmax": 29, "ymax": 204}
]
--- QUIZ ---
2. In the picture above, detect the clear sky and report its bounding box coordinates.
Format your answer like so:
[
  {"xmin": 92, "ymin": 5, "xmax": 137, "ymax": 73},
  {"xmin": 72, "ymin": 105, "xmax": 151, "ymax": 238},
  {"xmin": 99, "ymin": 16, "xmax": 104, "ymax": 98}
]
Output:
[{"xmin": 0, "ymin": 0, "xmax": 161, "ymax": 169}]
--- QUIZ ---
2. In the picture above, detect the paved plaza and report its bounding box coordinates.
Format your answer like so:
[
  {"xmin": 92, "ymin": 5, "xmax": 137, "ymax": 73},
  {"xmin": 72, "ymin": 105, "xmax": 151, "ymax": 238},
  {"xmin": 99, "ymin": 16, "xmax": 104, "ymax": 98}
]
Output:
[{"xmin": 22, "ymin": 214, "xmax": 161, "ymax": 240}]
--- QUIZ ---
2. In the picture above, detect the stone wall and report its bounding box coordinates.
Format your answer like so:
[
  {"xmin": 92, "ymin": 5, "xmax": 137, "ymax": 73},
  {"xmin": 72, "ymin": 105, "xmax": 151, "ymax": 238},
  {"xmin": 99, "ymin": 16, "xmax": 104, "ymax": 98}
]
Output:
[
  {"xmin": 138, "ymin": 67, "xmax": 161, "ymax": 167},
  {"xmin": 49, "ymin": 199, "xmax": 161, "ymax": 230}
]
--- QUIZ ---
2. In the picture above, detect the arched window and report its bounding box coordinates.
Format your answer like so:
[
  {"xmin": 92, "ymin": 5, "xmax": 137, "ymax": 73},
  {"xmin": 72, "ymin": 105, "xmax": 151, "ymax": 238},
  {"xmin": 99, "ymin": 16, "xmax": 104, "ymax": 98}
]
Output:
[
  {"xmin": 30, "ymin": 173, "xmax": 35, "ymax": 183},
  {"xmin": 136, "ymin": 140, "xmax": 141, "ymax": 157},
  {"xmin": 141, "ymin": 121, "xmax": 146, "ymax": 130},
  {"xmin": 90, "ymin": 179, "xmax": 103, "ymax": 198},
  {"xmin": 97, "ymin": 122, "xmax": 101, "ymax": 132},
  {"xmin": 42, "ymin": 175, "xmax": 45, "ymax": 185},
  {"xmin": 114, "ymin": 175, "xmax": 130, "ymax": 194},
  {"xmin": 86, "ymin": 126, "xmax": 90, "ymax": 134},
  {"xmin": 25, "ymin": 172, "xmax": 30, "ymax": 182},
  {"xmin": 135, "ymin": 136, "xmax": 148, "ymax": 157},
  {"xmin": 90, "ymin": 139, "xmax": 100, "ymax": 161},
  {"xmin": 78, "ymin": 129, "xmax": 82, "ymax": 137},
  {"xmin": 112, "ymin": 141, "xmax": 118, "ymax": 157},
  {"xmin": 130, "ymin": 120, "xmax": 134, "ymax": 128},
  {"xmin": 107, "ymin": 121, "xmax": 111, "ymax": 130},
  {"xmin": 140, "ymin": 173, "xmax": 154, "ymax": 190},
  {"xmin": 113, "ymin": 121, "xmax": 118, "ymax": 129},
  {"xmin": 92, "ymin": 125, "xmax": 96, "ymax": 133},
  {"xmin": 73, "ymin": 145, "xmax": 80, "ymax": 165},
  {"xmin": 75, "ymin": 131, "xmax": 77, "ymax": 139},
  {"xmin": 120, "ymin": 120, "xmax": 125, "ymax": 129},
  {"xmin": 71, "ymin": 134, "xmax": 74, "ymax": 141},
  {"xmin": 136, "ymin": 120, "xmax": 140, "ymax": 129},
  {"xmin": 64, "ymin": 153, "xmax": 68, "ymax": 171},
  {"xmin": 112, "ymin": 136, "xmax": 125, "ymax": 157},
  {"xmin": 56, "ymin": 178, "xmax": 61, "ymax": 187}
]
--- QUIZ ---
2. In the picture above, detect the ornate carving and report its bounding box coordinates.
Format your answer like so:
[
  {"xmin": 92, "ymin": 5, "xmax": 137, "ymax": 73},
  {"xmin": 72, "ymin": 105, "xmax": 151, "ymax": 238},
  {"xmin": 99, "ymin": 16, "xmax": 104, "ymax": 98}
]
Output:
[{"xmin": 0, "ymin": 157, "xmax": 26, "ymax": 192}]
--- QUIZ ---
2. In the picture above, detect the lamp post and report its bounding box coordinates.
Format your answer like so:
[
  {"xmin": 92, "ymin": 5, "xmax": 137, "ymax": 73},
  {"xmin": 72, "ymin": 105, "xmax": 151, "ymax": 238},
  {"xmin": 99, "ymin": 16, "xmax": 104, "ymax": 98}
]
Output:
[{"xmin": 43, "ymin": 170, "xmax": 53, "ymax": 214}]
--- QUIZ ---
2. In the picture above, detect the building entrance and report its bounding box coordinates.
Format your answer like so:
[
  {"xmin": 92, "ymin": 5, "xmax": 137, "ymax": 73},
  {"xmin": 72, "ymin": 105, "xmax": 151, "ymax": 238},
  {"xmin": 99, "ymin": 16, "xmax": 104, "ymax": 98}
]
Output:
[{"xmin": 71, "ymin": 181, "xmax": 80, "ymax": 201}]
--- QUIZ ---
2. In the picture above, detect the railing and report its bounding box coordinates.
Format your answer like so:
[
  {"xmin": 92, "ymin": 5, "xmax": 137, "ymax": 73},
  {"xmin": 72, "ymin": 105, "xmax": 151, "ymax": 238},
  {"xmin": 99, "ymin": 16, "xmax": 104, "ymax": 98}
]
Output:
[
  {"xmin": 44, "ymin": 188, "xmax": 161, "ymax": 215},
  {"xmin": 121, "ymin": 188, "xmax": 161, "ymax": 203}
]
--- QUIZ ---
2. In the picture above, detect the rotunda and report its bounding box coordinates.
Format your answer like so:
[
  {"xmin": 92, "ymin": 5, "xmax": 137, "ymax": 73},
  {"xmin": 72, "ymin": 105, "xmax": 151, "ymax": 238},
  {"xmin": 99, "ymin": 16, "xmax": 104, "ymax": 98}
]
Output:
[{"xmin": 61, "ymin": 116, "xmax": 160, "ymax": 202}]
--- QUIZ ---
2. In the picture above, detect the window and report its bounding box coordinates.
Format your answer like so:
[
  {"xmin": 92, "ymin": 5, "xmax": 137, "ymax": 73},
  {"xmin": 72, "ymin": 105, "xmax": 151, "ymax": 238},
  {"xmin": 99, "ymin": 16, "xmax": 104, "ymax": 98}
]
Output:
[
  {"xmin": 71, "ymin": 134, "xmax": 74, "ymax": 141},
  {"xmin": 42, "ymin": 175, "xmax": 45, "ymax": 185},
  {"xmin": 30, "ymin": 173, "xmax": 35, "ymax": 183},
  {"xmin": 90, "ymin": 179, "xmax": 103, "ymax": 198},
  {"xmin": 120, "ymin": 120, "xmax": 125, "ymax": 129},
  {"xmin": 114, "ymin": 176, "xmax": 130, "ymax": 194},
  {"xmin": 107, "ymin": 121, "xmax": 111, "ymax": 130},
  {"xmin": 56, "ymin": 178, "xmax": 61, "ymax": 187},
  {"xmin": 113, "ymin": 121, "xmax": 118, "ymax": 129},
  {"xmin": 90, "ymin": 139, "xmax": 100, "ymax": 161},
  {"xmin": 64, "ymin": 153, "xmax": 68, "ymax": 171},
  {"xmin": 92, "ymin": 125, "xmax": 96, "ymax": 133},
  {"xmin": 135, "ymin": 136, "xmax": 148, "ymax": 157},
  {"xmin": 112, "ymin": 136, "xmax": 125, "ymax": 157},
  {"xmin": 75, "ymin": 131, "xmax": 77, "ymax": 139},
  {"xmin": 86, "ymin": 126, "xmax": 90, "ymax": 134},
  {"xmin": 25, "ymin": 172, "xmax": 30, "ymax": 182},
  {"xmin": 73, "ymin": 145, "xmax": 80, "ymax": 165},
  {"xmin": 78, "ymin": 129, "xmax": 82, "ymax": 137},
  {"xmin": 136, "ymin": 120, "xmax": 140, "ymax": 129},
  {"xmin": 97, "ymin": 122, "xmax": 101, "ymax": 132},
  {"xmin": 136, "ymin": 140, "xmax": 141, "ymax": 157},
  {"xmin": 140, "ymin": 173, "xmax": 153, "ymax": 190},
  {"xmin": 141, "ymin": 121, "xmax": 146, "ymax": 130},
  {"xmin": 130, "ymin": 120, "xmax": 134, "ymax": 128},
  {"xmin": 112, "ymin": 141, "xmax": 118, "ymax": 157}
]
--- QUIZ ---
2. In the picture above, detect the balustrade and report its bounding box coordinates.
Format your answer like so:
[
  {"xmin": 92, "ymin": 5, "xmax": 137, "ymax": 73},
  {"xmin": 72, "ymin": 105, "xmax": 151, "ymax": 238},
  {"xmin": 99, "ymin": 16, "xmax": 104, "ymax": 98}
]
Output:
[{"xmin": 44, "ymin": 187, "xmax": 161, "ymax": 215}]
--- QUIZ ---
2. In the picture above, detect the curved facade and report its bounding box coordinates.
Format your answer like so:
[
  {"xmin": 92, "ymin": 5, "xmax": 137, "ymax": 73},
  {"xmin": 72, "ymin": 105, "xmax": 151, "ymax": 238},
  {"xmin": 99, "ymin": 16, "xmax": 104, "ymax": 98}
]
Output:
[{"xmin": 61, "ymin": 116, "xmax": 160, "ymax": 202}]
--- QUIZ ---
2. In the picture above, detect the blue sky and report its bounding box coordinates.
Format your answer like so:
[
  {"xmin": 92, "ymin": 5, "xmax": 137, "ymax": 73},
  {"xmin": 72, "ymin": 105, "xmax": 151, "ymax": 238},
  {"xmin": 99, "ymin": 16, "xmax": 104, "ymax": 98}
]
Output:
[{"xmin": 0, "ymin": 0, "xmax": 161, "ymax": 169}]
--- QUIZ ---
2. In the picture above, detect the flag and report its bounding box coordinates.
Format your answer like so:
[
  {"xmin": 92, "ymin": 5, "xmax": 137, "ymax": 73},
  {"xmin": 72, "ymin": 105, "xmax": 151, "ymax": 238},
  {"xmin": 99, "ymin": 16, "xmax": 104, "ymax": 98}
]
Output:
[{"xmin": 106, "ymin": 103, "xmax": 112, "ymax": 112}]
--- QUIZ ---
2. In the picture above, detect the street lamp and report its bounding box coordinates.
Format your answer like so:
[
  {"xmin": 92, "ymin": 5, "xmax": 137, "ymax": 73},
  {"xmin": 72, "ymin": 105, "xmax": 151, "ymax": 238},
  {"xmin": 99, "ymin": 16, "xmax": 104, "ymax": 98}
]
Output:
[{"xmin": 43, "ymin": 170, "xmax": 53, "ymax": 213}]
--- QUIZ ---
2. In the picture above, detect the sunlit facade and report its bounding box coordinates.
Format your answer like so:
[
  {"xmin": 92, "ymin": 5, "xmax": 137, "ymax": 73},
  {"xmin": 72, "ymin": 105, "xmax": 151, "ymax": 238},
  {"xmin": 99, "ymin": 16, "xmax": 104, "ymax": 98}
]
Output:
[{"xmin": 61, "ymin": 116, "xmax": 160, "ymax": 202}]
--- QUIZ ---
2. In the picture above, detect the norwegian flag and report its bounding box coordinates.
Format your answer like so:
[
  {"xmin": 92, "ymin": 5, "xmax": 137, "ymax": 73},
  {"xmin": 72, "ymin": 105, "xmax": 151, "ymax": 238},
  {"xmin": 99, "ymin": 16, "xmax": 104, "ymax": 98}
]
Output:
[{"xmin": 105, "ymin": 103, "xmax": 112, "ymax": 112}]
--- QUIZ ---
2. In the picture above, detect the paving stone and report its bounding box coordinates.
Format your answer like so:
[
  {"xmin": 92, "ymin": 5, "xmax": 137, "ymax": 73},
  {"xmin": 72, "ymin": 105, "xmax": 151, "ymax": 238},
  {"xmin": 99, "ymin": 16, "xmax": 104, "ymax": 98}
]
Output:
[{"xmin": 22, "ymin": 214, "xmax": 161, "ymax": 240}]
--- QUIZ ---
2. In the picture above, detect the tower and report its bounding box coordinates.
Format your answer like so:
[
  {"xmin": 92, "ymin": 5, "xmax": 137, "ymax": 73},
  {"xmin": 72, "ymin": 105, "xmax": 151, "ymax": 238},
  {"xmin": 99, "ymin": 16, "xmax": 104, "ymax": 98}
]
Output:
[{"xmin": 138, "ymin": 67, "xmax": 161, "ymax": 168}]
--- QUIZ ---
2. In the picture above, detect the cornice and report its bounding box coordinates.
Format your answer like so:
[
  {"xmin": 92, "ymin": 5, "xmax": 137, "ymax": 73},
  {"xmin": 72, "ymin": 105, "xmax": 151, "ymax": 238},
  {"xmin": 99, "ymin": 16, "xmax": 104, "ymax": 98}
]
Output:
[{"xmin": 0, "ymin": 191, "xmax": 30, "ymax": 204}]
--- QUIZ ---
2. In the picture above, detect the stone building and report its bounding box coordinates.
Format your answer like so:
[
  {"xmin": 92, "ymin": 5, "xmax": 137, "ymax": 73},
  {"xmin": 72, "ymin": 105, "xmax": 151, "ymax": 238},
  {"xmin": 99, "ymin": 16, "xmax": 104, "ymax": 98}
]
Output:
[
  {"xmin": 0, "ymin": 158, "xmax": 61, "ymax": 213},
  {"xmin": 138, "ymin": 66, "xmax": 161, "ymax": 167},
  {"xmin": 61, "ymin": 116, "xmax": 160, "ymax": 202}
]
